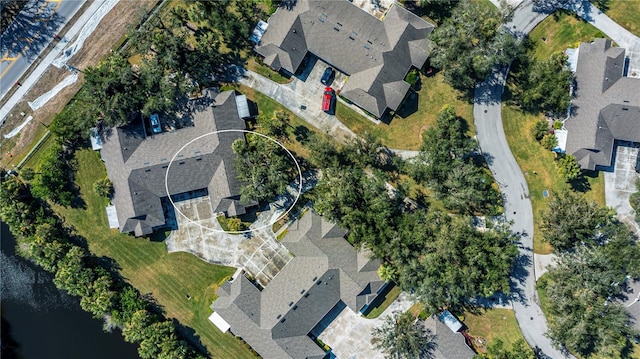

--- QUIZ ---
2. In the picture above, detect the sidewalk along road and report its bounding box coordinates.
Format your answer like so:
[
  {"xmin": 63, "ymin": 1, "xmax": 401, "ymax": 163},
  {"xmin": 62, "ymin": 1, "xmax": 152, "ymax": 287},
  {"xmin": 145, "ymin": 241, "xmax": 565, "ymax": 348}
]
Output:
[
  {"xmin": 0, "ymin": 0, "xmax": 112, "ymax": 126},
  {"xmin": 0, "ymin": 0, "xmax": 86, "ymax": 101}
]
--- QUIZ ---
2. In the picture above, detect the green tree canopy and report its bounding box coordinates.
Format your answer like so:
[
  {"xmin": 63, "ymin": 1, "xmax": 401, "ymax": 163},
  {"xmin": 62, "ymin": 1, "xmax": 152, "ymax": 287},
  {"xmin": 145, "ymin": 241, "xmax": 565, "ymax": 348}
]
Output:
[
  {"xmin": 314, "ymin": 167, "xmax": 402, "ymax": 260},
  {"xmin": 555, "ymin": 154, "xmax": 582, "ymax": 182},
  {"xmin": 519, "ymin": 52, "xmax": 573, "ymax": 115},
  {"xmin": 542, "ymin": 243, "xmax": 640, "ymax": 358},
  {"xmin": 429, "ymin": 0, "xmax": 521, "ymax": 92},
  {"xmin": 479, "ymin": 338, "xmax": 534, "ymax": 359},
  {"xmin": 540, "ymin": 190, "xmax": 614, "ymax": 251},
  {"xmin": 391, "ymin": 208, "xmax": 517, "ymax": 313},
  {"xmin": 408, "ymin": 105, "xmax": 500, "ymax": 214},
  {"xmin": 232, "ymin": 134, "xmax": 298, "ymax": 204},
  {"xmin": 30, "ymin": 146, "xmax": 74, "ymax": 206},
  {"xmin": 371, "ymin": 311, "xmax": 436, "ymax": 359}
]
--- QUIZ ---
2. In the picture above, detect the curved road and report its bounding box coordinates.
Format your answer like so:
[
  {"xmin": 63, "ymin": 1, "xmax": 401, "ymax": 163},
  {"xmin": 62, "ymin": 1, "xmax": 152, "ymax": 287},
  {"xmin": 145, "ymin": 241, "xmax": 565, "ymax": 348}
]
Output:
[{"xmin": 475, "ymin": 0, "xmax": 640, "ymax": 357}]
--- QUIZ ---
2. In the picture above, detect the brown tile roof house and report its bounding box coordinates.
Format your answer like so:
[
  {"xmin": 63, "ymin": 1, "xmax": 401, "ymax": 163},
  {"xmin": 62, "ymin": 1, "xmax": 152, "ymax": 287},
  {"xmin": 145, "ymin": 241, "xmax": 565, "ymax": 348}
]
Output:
[
  {"xmin": 255, "ymin": 0, "xmax": 434, "ymax": 118},
  {"xmin": 100, "ymin": 90, "xmax": 251, "ymax": 236},
  {"xmin": 565, "ymin": 39, "xmax": 640, "ymax": 171},
  {"xmin": 210, "ymin": 211, "xmax": 386, "ymax": 359}
]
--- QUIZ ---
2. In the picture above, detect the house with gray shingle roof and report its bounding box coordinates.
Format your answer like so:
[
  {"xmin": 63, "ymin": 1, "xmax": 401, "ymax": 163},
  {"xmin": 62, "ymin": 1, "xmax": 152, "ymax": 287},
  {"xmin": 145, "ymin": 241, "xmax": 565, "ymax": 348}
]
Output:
[
  {"xmin": 565, "ymin": 39, "xmax": 640, "ymax": 171},
  {"xmin": 210, "ymin": 211, "xmax": 386, "ymax": 359},
  {"xmin": 422, "ymin": 315, "xmax": 475, "ymax": 359},
  {"xmin": 100, "ymin": 89, "xmax": 253, "ymax": 236},
  {"xmin": 255, "ymin": 0, "xmax": 434, "ymax": 118}
]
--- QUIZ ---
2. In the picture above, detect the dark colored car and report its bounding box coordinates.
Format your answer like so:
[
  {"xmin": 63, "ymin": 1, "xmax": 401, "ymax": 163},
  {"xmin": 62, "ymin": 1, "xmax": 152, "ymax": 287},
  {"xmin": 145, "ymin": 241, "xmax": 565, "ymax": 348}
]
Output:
[
  {"xmin": 636, "ymin": 152, "xmax": 640, "ymax": 173},
  {"xmin": 320, "ymin": 67, "xmax": 335, "ymax": 85},
  {"xmin": 322, "ymin": 87, "xmax": 335, "ymax": 113}
]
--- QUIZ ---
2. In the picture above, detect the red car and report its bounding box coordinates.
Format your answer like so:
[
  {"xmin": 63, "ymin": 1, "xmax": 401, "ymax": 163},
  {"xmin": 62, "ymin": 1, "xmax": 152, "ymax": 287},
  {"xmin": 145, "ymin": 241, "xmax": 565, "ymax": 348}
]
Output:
[{"xmin": 322, "ymin": 87, "xmax": 335, "ymax": 113}]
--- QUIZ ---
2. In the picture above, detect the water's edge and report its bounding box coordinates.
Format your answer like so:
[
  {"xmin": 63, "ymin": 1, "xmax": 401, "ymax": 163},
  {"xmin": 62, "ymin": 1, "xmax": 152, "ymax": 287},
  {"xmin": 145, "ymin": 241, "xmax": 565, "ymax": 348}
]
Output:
[{"xmin": 1, "ymin": 222, "xmax": 139, "ymax": 359}]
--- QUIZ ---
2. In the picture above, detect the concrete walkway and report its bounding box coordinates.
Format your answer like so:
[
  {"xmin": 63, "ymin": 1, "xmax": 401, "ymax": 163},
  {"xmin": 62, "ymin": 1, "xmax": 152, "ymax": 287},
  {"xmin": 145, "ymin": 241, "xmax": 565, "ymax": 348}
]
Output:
[{"xmin": 534, "ymin": 254, "xmax": 557, "ymax": 281}]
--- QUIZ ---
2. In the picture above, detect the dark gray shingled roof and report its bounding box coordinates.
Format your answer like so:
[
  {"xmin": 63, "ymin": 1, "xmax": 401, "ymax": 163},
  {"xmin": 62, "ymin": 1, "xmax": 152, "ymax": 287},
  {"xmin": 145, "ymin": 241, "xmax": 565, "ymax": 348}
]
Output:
[
  {"xmin": 211, "ymin": 211, "xmax": 385, "ymax": 359},
  {"xmin": 255, "ymin": 0, "xmax": 434, "ymax": 118},
  {"xmin": 100, "ymin": 90, "xmax": 250, "ymax": 236},
  {"xmin": 565, "ymin": 39, "xmax": 640, "ymax": 170},
  {"xmin": 422, "ymin": 316, "xmax": 475, "ymax": 359}
]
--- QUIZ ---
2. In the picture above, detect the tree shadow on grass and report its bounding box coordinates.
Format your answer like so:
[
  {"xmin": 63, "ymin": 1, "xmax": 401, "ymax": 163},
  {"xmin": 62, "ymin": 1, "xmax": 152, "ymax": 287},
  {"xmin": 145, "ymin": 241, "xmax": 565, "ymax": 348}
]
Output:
[
  {"xmin": 173, "ymin": 318, "xmax": 211, "ymax": 358},
  {"xmin": 293, "ymin": 125, "xmax": 310, "ymax": 144},
  {"xmin": 569, "ymin": 170, "xmax": 596, "ymax": 192}
]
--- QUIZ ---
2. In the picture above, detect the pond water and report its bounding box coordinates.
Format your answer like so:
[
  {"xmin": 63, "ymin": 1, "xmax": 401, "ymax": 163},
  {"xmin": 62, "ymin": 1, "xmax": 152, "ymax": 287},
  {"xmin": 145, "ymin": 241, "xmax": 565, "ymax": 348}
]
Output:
[{"xmin": 1, "ymin": 222, "xmax": 140, "ymax": 359}]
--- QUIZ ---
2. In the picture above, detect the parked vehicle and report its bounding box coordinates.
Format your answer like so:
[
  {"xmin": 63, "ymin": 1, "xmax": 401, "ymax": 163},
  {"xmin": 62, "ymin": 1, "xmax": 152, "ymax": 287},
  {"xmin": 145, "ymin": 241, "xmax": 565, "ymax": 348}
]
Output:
[
  {"xmin": 150, "ymin": 113, "xmax": 162, "ymax": 133},
  {"xmin": 320, "ymin": 67, "xmax": 335, "ymax": 85},
  {"xmin": 322, "ymin": 87, "xmax": 335, "ymax": 113}
]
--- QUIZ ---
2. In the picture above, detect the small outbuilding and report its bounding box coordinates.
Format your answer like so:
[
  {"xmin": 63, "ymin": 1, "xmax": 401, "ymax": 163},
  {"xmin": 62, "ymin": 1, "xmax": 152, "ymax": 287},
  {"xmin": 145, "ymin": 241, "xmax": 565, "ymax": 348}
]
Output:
[{"xmin": 439, "ymin": 310, "xmax": 463, "ymax": 333}]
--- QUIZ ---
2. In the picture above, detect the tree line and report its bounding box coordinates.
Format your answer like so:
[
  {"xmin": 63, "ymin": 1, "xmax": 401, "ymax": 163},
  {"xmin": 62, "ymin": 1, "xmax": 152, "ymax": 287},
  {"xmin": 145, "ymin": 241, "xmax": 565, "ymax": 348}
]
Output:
[
  {"xmin": 540, "ymin": 190, "xmax": 640, "ymax": 358},
  {"xmin": 1, "ymin": 174, "xmax": 206, "ymax": 358}
]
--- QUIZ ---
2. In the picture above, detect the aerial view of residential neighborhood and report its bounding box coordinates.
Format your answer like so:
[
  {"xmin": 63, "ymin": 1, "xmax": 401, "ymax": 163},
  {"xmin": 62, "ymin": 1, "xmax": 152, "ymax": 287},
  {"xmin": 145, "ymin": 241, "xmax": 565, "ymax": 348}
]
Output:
[{"xmin": 2, "ymin": 0, "xmax": 640, "ymax": 358}]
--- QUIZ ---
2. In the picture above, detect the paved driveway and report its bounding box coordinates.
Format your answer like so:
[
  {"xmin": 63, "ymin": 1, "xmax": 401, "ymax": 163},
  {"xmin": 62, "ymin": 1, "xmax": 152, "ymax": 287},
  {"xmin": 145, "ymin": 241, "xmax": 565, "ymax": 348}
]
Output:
[
  {"xmin": 315, "ymin": 292, "xmax": 414, "ymax": 359},
  {"xmin": 604, "ymin": 143, "xmax": 640, "ymax": 235},
  {"xmin": 166, "ymin": 195, "xmax": 291, "ymax": 287}
]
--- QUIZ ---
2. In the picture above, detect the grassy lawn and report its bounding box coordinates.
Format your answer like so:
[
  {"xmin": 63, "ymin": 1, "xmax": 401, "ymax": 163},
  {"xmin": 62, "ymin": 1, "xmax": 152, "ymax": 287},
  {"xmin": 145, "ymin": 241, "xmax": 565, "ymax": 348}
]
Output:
[
  {"xmin": 363, "ymin": 283, "xmax": 402, "ymax": 319},
  {"xmin": 502, "ymin": 106, "xmax": 605, "ymax": 253},
  {"xmin": 234, "ymin": 84, "xmax": 325, "ymax": 162},
  {"xmin": 503, "ymin": 11, "xmax": 611, "ymax": 253},
  {"xmin": 17, "ymin": 131, "xmax": 56, "ymax": 170},
  {"xmin": 55, "ymin": 149, "xmax": 254, "ymax": 359},
  {"xmin": 246, "ymin": 57, "xmax": 293, "ymax": 84},
  {"xmin": 336, "ymin": 72, "xmax": 474, "ymax": 150},
  {"xmin": 463, "ymin": 308, "xmax": 529, "ymax": 352},
  {"xmin": 528, "ymin": 10, "xmax": 607, "ymax": 61},
  {"xmin": 605, "ymin": 0, "xmax": 640, "ymax": 37}
]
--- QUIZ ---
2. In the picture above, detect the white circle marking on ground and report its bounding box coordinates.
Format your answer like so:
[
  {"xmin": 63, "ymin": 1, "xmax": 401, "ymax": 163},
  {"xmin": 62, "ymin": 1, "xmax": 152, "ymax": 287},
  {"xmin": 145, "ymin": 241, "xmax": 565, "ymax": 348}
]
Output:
[{"xmin": 164, "ymin": 129, "xmax": 303, "ymax": 234}]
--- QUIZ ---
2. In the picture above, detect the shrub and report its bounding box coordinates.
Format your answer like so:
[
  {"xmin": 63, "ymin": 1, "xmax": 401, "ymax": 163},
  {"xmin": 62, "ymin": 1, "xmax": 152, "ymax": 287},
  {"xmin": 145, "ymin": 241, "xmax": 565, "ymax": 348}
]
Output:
[
  {"xmin": 531, "ymin": 119, "xmax": 549, "ymax": 141},
  {"xmin": 404, "ymin": 68, "xmax": 420, "ymax": 89},
  {"xmin": 541, "ymin": 133, "xmax": 558, "ymax": 151},
  {"xmin": 555, "ymin": 154, "xmax": 581, "ymax": 182},
  {"xmin": 93, "ymin": 177, "xmax": 113, "ymax": 198}
]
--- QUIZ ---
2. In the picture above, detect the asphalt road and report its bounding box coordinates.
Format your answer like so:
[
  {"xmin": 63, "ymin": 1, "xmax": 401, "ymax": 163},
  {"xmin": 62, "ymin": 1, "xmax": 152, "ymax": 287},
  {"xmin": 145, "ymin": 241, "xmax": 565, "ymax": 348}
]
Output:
[
  {"xmin": 473, "ymin": 2, "xmax": 574, "ymax": 357},
  {"xmin": 475, "ymin": 0, "xmax": 639, "ymax": 357},
  {"xmin": 0, "ymin": 0, "xmax": 85, "ymax": 100}
]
